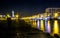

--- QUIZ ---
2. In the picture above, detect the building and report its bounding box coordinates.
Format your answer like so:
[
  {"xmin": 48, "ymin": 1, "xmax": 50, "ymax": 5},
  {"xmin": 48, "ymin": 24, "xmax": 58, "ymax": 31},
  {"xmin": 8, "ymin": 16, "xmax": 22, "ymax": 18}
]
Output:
[{"xmin": 45, "ymin": 8, "xmax": 60, "ymax": 18}]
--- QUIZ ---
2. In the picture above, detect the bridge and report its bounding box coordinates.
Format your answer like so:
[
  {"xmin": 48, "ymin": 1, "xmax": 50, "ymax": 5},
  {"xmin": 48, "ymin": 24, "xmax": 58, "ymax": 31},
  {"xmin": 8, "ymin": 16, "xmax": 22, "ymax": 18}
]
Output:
[{"xmin": 20, "ymin": 8, "xmax": 60, "ymax": 36}]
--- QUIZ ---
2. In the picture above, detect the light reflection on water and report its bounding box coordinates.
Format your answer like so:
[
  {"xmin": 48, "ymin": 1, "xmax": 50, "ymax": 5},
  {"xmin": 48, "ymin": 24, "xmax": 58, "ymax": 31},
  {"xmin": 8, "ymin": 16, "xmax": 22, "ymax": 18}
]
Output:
[{"xmin": 0, "ymin": 19, "xmax": 60, "ymax": 38}]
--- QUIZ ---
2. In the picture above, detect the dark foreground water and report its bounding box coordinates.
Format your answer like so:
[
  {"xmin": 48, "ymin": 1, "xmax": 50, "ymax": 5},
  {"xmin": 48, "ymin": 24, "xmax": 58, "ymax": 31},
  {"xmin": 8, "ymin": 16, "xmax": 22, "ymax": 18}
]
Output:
[{"xmin": 0, "ymin": 18, "xmax": 59, "ymax": 38}]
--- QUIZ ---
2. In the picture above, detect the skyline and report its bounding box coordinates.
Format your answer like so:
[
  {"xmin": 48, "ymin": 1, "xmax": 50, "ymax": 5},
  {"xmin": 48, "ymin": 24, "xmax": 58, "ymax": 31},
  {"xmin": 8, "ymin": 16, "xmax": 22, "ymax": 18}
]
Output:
[{"xmin": 0, "ymin": 0, "xmax": 60, "ymax": 16}]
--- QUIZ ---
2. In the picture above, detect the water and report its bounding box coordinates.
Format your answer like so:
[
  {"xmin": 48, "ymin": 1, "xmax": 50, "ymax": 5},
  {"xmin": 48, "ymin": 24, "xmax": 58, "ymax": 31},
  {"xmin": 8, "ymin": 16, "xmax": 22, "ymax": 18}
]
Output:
[{"xmin": 0, "ymin": 19, "xmax": 57, "ymax": 38}]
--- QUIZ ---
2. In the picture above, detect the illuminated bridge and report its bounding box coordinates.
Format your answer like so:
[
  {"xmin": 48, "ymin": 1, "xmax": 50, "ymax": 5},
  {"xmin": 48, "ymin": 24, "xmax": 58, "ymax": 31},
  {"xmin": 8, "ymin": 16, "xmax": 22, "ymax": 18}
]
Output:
[{"xmin": 20, "ymin": 8, "xmax": 60, "ymax": 36}]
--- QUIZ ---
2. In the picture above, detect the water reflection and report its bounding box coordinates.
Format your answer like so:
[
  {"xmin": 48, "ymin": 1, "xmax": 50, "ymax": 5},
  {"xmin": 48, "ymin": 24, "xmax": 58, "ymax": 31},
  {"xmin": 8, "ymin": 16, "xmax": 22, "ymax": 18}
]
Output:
[
  {"xmin": 53, "ymin": 20, "xmax": 59, "ymax": 35},
  {"xmin": 0, "ymin": 18, "xmax": 60, "ymax": 38}
]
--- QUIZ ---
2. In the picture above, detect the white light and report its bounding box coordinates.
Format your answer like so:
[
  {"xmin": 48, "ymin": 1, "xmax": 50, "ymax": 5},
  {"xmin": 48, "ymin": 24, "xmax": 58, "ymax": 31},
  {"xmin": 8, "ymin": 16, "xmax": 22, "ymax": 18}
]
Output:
[
  {"xmin": 45, "ymin": 16, "xmax": 50, "ymax": 20},
  {"xmin": 37, "ymin": 20, "xmax": 40, "ymax": 29},
  {"xmin": 45, "ymin": 18, "xmax": 48, "ymax": 20},
  {"xmin": 40, "ymin": 18, "xmax": 43, "ymax": 19},
  {"xmin": 12, "ymin": 10, "xmax": 14, "ymax": 17}
]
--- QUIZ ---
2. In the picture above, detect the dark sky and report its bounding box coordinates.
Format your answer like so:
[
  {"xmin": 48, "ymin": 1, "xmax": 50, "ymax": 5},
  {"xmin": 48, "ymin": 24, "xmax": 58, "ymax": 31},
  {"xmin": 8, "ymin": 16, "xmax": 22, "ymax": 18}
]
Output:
[{"xmin": 0, "ymin": 0, "xmax": 60, "ymax": 16}]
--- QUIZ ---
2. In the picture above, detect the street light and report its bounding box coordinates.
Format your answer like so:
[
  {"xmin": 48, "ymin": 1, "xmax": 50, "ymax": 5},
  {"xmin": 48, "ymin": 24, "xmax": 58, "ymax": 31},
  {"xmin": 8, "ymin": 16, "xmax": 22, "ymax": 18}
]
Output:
[{"xmin": 15, "ymin": 14, "xmax": 19, "ymax": 18}]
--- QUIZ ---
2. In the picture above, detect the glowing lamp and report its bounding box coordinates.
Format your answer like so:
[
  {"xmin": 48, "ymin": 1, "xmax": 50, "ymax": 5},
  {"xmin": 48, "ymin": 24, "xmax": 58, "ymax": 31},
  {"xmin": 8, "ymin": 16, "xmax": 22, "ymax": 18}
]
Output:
[{"xmin": 15, "ymin": 14, "xmax": 19, "ymax": 18}]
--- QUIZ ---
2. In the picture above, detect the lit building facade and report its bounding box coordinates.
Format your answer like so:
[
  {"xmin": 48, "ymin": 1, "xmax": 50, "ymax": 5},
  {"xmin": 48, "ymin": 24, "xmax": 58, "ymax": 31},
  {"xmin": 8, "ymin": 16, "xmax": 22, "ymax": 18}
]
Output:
[{"xmin": 45, "ymin": 8, "xmax": 60, "ymax": 18}]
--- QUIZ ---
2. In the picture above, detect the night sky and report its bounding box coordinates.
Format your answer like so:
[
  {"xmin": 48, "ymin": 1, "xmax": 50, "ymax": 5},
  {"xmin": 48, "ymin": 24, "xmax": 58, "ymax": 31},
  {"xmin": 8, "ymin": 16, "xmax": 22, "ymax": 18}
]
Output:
[{"xmin": 0, "ymin": 0, "xmax": 60, "ymax": 16}]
